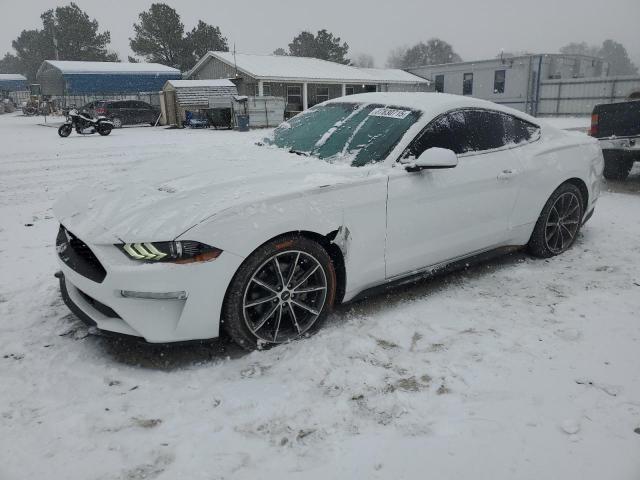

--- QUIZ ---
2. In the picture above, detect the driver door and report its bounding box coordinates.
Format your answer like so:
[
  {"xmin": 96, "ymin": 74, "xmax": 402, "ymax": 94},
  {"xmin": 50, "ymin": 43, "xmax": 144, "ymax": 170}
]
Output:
[{"xmin": 385, "ymin": 109, "xmax": 523, "ymax": 279}]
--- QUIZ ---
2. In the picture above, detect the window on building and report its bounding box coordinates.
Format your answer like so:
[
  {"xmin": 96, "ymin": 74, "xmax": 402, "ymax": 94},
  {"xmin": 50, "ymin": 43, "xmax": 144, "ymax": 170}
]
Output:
[
  {"xmin": 493, "ymin": 70, "xmax": 505, "ymax": 94},
  {"xmin": 263, "ymin": 83, "xmax": 271, "ymax": 96},
  {"xmin": 316, "ymin": 86, "xmax": 329, "ymax": 103},
  {"xmin": 434, "ymin": 75, "xmax": 444, "ymax": 93},
  {"xmin": 345, "ymin": 86, "xmax": 355, "ymax": 95},
  {"xmin": 462, "ymin": 73, "xmax": 473, "ymax": 95},
  {"xmin": 287, "ymin": 85, "xmax": 302, "ymax": 106}
]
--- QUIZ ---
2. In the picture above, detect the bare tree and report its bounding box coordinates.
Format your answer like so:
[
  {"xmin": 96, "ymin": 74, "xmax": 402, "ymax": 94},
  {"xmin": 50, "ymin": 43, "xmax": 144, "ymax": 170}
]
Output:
[
  {"xmin": 386, "ymin": 46, "xmax": 408, "ymax": 68},
  {"xmin": 351, "ymin": 53, "xmax": 375, "ymax": 68}
]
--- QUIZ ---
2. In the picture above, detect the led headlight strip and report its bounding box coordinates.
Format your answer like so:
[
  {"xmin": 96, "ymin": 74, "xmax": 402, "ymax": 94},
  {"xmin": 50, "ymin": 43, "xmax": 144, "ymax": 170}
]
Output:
[
  {"xmin": 117, "ymin": 241, "xmax": 222, "ymax": 264},
  {"xmin": 123, "ymin": 243, "xmax": 167, "ymax": 260}
]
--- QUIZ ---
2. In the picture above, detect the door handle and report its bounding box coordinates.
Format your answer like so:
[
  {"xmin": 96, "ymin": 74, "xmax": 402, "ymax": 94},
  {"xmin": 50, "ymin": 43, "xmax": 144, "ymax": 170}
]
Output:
[{"xmin": 497, "ymin": 169, "xmax": 517, "ymax": 180}]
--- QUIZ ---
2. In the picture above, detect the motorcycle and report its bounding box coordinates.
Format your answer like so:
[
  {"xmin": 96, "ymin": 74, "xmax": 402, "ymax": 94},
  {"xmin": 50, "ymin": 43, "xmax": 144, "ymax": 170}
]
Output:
[{"xmin": 58, "ymin": 108, "xmax": 113, "ymax": 138}]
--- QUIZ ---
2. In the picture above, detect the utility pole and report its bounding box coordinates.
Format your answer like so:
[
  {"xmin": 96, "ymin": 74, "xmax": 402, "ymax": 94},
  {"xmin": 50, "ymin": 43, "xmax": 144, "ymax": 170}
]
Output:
[{"xmin": 233, "ymin": 43, "xmax": 238, "ymax": 78}]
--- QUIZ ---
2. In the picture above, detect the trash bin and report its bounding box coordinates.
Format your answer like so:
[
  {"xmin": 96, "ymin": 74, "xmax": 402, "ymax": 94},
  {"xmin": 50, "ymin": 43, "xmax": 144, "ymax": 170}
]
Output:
[{"xmin": 236, "ymin": 114, "xmax": 250, "ymax": 132}]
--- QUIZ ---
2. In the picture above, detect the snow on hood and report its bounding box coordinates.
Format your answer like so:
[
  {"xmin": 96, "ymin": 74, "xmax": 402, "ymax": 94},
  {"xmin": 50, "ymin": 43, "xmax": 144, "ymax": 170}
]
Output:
[{"xmin": 54, "ymin": 143, "xmax": 378, "ymax": 243}]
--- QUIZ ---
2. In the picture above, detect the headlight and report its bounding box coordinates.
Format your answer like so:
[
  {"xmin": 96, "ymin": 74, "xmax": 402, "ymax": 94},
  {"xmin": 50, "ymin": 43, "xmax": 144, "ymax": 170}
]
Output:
[{"xmin": 117, "ymin": 241, "xmax": 222, "ymax": 264}]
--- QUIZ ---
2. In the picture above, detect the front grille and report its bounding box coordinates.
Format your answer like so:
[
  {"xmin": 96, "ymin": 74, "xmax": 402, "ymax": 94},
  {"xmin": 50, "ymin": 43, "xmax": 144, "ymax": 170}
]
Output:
[
  {"xmin": 77, "ymin": 289, "xmax": 121, "ymax": 319},
  {"xmin": 56, "ymin": 225, "xmax": 107, "ymax": 283}
]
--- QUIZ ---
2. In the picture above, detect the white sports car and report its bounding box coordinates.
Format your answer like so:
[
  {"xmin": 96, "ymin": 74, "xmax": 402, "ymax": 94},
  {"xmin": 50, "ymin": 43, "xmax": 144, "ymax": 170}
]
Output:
[{"xmin": 54, "ymin": 93, "xmax": 603, "ymax": 350}]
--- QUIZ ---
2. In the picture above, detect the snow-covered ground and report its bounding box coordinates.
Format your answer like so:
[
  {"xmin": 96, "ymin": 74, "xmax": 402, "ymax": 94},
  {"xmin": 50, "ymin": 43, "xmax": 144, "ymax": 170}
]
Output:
[
  {"xmin": 542, "ymin": 116, "xmax": 590, "ymax": 131},
  {"xmin": 1, "ymin": 114, "xmax": 639, "ymax": 480}
]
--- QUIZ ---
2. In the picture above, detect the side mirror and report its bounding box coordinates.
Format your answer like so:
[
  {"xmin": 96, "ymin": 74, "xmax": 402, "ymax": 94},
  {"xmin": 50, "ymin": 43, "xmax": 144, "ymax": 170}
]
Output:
[{"xmin": 406, "ymin": 147, "xmax": 458, "ymax": 172}]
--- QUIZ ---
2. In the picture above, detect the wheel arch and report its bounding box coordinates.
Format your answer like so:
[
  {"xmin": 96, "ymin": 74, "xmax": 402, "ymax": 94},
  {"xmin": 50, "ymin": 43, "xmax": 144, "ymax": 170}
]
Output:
[
  {"xmin": 228, "ymin": 229, "xmax": 347, "ymax": 306},
  {"xmin": 562, "ymin": 177, "xmax": 589, "ymax": 212}
]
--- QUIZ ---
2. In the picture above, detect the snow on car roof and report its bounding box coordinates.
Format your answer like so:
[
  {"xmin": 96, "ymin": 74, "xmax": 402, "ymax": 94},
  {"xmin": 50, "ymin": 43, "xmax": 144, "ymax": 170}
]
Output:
[
  {"xmin": 0, "ymin": 74, "xmax": 27, "ymax": 81},
  {"xmin": 326, "ymin": 92, "xmax": 542, "ymax": 124},
  {"xmin": 165, "ymin": 79, "xmax": 236, "ymax": 88},
  {"xmin": 191, "ymin": 51, "xmax": 429, "ymax": 84},
  {"xmin": 42, "ymin": 60, "xmax": 180, "ymax": 75}
]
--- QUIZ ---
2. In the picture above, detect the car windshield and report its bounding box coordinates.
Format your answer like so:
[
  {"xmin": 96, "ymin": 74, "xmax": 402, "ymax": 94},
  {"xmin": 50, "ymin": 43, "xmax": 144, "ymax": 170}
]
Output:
[{"xmin": 267, "ymin": 102, "xmax": 421, "ymax": 167}]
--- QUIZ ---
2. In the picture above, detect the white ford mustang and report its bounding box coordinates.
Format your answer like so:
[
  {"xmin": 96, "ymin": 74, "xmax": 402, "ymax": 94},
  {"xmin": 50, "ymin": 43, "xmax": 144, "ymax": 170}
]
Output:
[{"xmin": 54, "ymin": 93, "xmax": 603, "ymax": 350}]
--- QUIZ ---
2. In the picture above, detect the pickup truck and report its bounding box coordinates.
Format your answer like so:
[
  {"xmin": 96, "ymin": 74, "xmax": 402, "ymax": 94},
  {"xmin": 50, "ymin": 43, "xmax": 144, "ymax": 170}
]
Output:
[{"xmin": 589, "ymin": 100, "xmax": 640, "ymax": 180}]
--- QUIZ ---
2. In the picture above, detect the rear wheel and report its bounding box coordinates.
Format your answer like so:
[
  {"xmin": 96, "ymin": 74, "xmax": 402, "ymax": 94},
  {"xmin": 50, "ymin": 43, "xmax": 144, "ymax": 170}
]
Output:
[
  {"xmin": 223, "ymin": 236, "xmax": 337, "ymax": 350},
  {"xmin": 603, "ymin": 151, "xmax": 633, "ymax": 180},
  {"xmin": 111, "ymin": 117, "xmax": 123, "ymax": 129},
  {"xmin": 58, "ymin": 124, "xmax": 72, "ymax": 138},
  {"xmin": 528, "ymin": 183, "xmax": 584, "ymax": 258},
  {"xmin": 97, "ymin": 124, "xmax": 112, "ymax": 136}
]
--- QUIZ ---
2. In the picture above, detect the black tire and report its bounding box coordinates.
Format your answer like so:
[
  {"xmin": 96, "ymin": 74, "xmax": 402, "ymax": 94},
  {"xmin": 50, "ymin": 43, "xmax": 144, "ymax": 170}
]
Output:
[
  {"xmin": 97, "ymin": 124, "xmax": 112, "ymax": 136},
  {"xmin": 603, "ymin": 151, "xmax": 633, "ymax": 180},
  {"xmin": 528, "ymin": 183, "xmax": 584, "ymax": 258},
  {"xmin": 222, "ymin": 235, "xmax": 337, "ymax": 351},
  {"xmin": 111, "ymin": 117, "xmax": 123, "ymax": 129},
  {"xmin": 58, "ymin": 124, "xmax": 72, "ymax": 138}
]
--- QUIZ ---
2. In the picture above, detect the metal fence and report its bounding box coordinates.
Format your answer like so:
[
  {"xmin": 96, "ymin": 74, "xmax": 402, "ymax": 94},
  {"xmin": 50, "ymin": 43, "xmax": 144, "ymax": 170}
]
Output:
[{"xmin": 537, "ymin": 75, "xmax": 640, "ymax": 116}]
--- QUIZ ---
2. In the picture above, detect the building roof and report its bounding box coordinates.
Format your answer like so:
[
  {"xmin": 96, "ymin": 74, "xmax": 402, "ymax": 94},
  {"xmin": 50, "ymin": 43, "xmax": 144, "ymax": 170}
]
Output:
[
  {"xmin": 166, "ymin": 79, "xmax": 236, "ymax": 88},
  {"xmin": 39, "ymin": 60, "xmax": 180, "ymax": 75},
  {"xmin": 0, "ymin": 74, "xmax": 27, "ymax": 81},
  {"xmin": 357, "ymin": 67, "xmax": 428, "ymax": 83},
  {"xmin": 408, "ymin": 53, "xmax": 604, "ymax": 71},
  {"xmin": 189, "ymin": 51, "xmax": 428, "ymax": 84}
]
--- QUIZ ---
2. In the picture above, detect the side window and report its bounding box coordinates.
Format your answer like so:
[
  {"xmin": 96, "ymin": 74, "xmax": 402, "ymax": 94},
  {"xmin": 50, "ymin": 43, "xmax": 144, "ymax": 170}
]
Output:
[
  {"xmin": 502, "ymin": 113, "xmax": 540, "ymax": 144},
  {"xmin": 404, "ymin": 109, "xmax": 538, "ymax": 160},
  {"xmin": 462, "ymin": 110, "xmax": 506, "ymax": 151},
  {"xmin": 404, "ymin": 111, "xmax": 469, "ymax": 157}
]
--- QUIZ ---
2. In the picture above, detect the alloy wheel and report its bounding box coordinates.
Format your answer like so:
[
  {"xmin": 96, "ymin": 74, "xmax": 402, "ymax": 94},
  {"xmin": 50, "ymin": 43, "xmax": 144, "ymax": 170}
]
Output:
[
  {"xmin": 242, "ymin": 250, "xmax": 328, "ymax": 343},
  {"xmin": 544, "ymin": 192, "xmax": 581, "ymax": 254}
]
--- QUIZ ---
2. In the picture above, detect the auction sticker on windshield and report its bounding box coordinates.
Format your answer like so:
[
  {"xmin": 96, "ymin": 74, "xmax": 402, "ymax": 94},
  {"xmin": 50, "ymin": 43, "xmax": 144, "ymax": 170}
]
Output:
[{"xmin": 368, "ymin": 107, "xmax": 412, "ymax": 119}]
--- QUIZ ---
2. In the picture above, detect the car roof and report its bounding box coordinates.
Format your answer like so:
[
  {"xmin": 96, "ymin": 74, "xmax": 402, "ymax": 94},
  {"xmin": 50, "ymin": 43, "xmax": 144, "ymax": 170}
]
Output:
[{"xmin": 325, "ymin": 92, "xmax": 539, "ymax": 125}]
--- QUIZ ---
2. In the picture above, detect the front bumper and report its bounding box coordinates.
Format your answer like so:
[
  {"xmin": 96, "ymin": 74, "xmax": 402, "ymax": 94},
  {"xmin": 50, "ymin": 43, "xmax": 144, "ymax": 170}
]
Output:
[{"xmin": 56, "ymin": 230, "xmax": 245, "ymax": 343}]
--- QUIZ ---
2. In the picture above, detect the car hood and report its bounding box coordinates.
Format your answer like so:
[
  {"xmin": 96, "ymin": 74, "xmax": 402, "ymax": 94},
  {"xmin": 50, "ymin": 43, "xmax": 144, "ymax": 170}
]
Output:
[{"xmin": 53, "ymin": 145, "xmax": 380, "ymax": 244}]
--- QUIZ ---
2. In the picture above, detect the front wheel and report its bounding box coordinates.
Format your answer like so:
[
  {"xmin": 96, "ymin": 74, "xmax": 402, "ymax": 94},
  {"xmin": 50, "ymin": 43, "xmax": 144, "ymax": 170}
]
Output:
[
  {"xmin": 58, "ymin": 124, "xmax": 72, "ymax": 138},
  {"xmin": 527, "ymin": 183, "xmax": 584, "ymax": 258},
  {"xmin": 223, "ymin": 236, "xmax": 337, "ymax": 350}
]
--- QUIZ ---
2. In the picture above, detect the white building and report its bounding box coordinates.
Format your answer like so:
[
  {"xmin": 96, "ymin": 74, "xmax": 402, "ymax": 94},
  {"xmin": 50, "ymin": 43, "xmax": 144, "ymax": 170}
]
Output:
[
  {"xmin": 408, "ymin": 54, "xmax": 610, "ymax": 115},
  {"xmin": 187, "ymin": 51, "xmax": 430, "ymax": 117}
]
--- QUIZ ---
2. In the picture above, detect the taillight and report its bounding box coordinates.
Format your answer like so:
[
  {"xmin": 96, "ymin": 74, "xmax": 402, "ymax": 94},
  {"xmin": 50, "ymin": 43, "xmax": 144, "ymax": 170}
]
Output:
[
  {"xmin": 589, "ymin": 113, "xmax": 598, "ymax": 136},
  {"xmin": 95, "ymin": 107, "xmax": 106, "ymax": 115}
]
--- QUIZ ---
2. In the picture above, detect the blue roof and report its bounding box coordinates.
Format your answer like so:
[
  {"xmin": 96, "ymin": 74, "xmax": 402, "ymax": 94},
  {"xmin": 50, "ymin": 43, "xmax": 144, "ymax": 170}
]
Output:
[
  {"xmin": 0, "ymin": 74, "xmax": 28, "ymax": 91},
  {"xmin": 37, "ymin": 61, "xmax": 182, "ymax": 94}
]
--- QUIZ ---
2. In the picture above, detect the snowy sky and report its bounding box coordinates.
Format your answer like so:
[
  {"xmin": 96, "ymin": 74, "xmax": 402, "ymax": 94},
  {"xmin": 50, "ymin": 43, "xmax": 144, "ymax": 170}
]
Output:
[{"xmin": 1, "ymin": 0, "xmax": 639, "ymax": 68}]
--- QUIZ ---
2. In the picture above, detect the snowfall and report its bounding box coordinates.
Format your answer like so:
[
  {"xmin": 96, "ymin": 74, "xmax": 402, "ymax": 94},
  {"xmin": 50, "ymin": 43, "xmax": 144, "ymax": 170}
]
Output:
[{"xmin": 0, "ymin": 113, "xmax": 639, "ymax": 480}]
